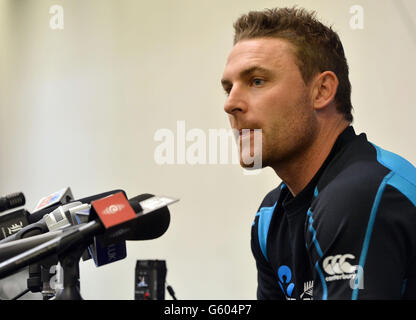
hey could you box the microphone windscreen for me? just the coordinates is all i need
[0,192,25,212]
[126,194,171,241]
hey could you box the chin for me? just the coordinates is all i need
[239,155,266,170]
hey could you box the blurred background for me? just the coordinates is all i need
[0,0,415,299]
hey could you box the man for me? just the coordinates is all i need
[221,7,416,300]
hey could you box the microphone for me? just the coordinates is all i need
[27,189,126,224]
[71,205,126,267]
[32,187,73,214]
[86,193,172,246]
[74,193,172,266]
[43,202,83,231]
[122,194,171,241]
[0,229,71,263]
[0,201,122,266]
[44,202,94,262]
[22,202,89,297]
[0,187,74,243]
[0,189,127,299]
[0,190,126,245]
[0,208,30,240]
[0,192,28,240]
[0,193,178,278]
[0,192,26,213]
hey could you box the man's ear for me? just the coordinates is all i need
[311,71,339,111]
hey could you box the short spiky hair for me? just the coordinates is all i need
[233,7,353,122]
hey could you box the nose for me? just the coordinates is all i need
[223,85,247,115]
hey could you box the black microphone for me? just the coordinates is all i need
[0,192,26,213]
[0,192,28,240]
[104,194,171,243]
[0,209,30,240]
[0,193,178,278]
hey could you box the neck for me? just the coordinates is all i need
[272,118,350,196]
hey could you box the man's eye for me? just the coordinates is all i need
[252,78,264,86]
[224,87,232,96]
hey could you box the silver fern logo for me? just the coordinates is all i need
[300,281,314,300]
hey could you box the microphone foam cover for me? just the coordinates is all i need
[126,194,171,241]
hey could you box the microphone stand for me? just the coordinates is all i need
[27,256,59,300]
[27,263,42,294]
[53,244,85,300]
[40,260,59,300]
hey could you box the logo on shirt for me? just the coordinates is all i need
[300,281,314,300]
[323,254,356,275]
[277,265,295,299]
[277,265,314,300]
[322,253,364,289]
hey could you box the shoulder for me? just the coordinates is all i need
[253,183,285,234]
[370,143,416,207]
[257,183,285,210]
[252,182,285,234]
[316,141,416,212]
[251,183,285,263]
[311,141,416,244]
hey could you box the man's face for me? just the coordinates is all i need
[221,37,318,168]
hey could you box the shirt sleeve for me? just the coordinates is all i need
[307,179,416,300]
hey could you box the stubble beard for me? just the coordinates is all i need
[261,96,318,170]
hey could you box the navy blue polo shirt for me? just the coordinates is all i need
[251,126,416,300]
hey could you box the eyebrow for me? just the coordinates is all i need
[221,66,273,87]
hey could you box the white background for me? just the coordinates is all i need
[0,0,415,299]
